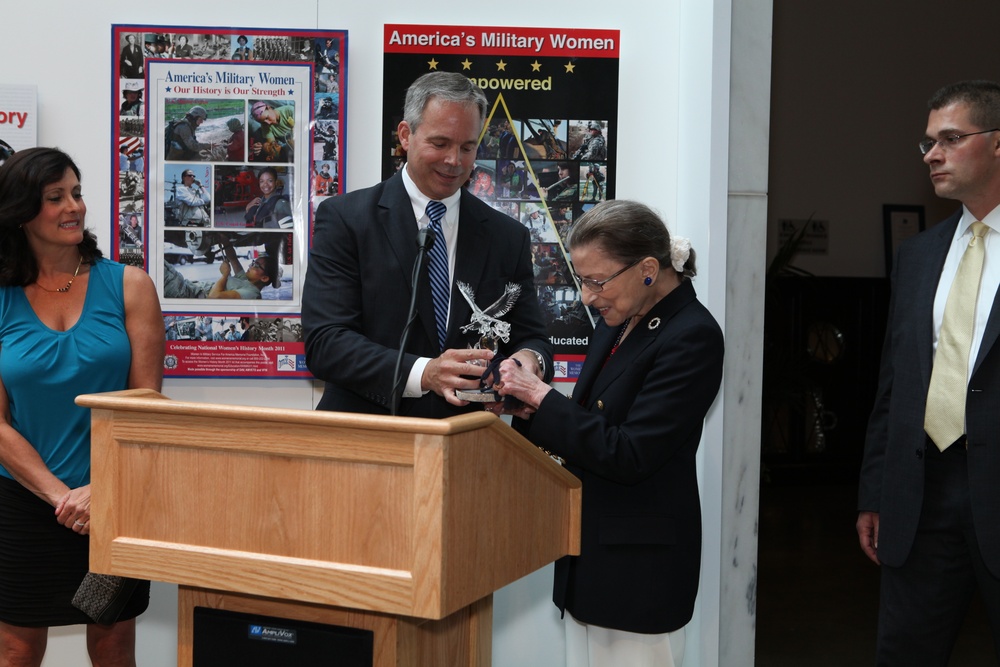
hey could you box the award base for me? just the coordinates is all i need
[454,388,500,403]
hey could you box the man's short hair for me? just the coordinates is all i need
[402,71,488,134]
[929,80,1000,130]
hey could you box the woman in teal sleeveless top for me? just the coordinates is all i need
[0,148,163,666]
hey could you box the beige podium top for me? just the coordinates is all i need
[77,389,581,620]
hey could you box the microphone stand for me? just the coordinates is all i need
[390,226,436,416]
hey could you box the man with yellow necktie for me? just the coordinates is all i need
[858,80,1000,666]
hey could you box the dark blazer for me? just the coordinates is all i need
[527,280,724,634]
[859,210,1000,577]
[303,172,552,419]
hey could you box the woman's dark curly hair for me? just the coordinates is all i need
[0,147,102,286]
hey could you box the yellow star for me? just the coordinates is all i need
[530,61,542,72]
[461,59,473,70]
[564,62,576,74]
[496,60,507,71]
[427,58,439,70]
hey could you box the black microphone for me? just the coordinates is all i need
[390,226,436,416]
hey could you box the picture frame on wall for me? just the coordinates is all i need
[883,204,925,274]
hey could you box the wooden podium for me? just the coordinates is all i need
[76,389,581,666]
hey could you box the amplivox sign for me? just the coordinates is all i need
[248,624,297,645]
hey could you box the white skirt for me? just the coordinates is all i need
[564,612,686,667]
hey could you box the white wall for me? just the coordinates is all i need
[0,1,759,665]
[767,1,1000,277]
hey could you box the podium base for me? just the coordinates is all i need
[178,586,492,667]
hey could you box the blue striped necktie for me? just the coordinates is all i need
[425,200,449,350]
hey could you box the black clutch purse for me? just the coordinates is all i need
[71,572,139,625]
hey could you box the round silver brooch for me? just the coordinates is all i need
[648,317,661,331]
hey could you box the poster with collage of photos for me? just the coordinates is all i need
[113,26,346,378]
[383,24,619,381]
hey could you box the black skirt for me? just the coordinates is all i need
[0,475,149,627]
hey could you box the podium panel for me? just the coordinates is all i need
[78,390,579,667]
[193,606,374,665]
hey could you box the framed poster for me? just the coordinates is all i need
[112,25,347,378]
[0,84,36,166]
[882,204,925,274]
[383,24,620,381]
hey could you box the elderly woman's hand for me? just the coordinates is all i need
[496,357,552,410]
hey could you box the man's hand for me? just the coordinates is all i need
[421,348,495,406]
[856,511,880,565]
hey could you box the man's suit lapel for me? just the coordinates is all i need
[974,220,1000,375]
[572,281,697,406]
[917,211,961,388]
[571,322,613,406]
[377,174,439,347]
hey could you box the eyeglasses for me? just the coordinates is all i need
[574,260,640,293]
[249,260,266,272]
[918,128,1000,155]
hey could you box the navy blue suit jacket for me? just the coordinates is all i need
[527,280,724,633]
[860,210,1000,577]
[303,172,552,418]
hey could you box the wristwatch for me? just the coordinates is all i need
[517,348,546,377]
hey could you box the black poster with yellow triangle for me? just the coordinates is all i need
[383,24,620,380]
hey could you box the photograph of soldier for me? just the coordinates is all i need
[532,243,572,286]
[538,161,579,203]
[497,159,526,198]
[315,119,338,162]
[119,169,143,204]
[165,99,246,161]
[172,34,193,58]
[315,94,338,120]
[119,80,144,117]
[494,200,519,220]
[551,205,574,243]
[164,165,211,227]
[253,36,309,62]
[469,161,496,199]
[120,113,144,138]
[213,166,258,226]
[129,147,144,173]
[165,105,210,160]
[119,211,143,247]
[244,167,293,229]
[118,33,144,78]
[579,162,608,202]
[497,120,520,158]
[241,316,303,343]
[314,161,336,196]
[522,118,567,159]
[161,231,291,301]
[225,118,244,163]
[538,285,593,340]
[248,100,294,163]
[519,202,559,243]
[118,211,144,267]
[314,37,340,93]
[144,33,170,58]
[164,32,231,60]
[569,119,608,160]
[232,35,253,60]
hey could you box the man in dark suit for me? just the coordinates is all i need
[303,72,552,418]
[857,80,1000,665]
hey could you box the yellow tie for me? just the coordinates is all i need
[925,221,989,451]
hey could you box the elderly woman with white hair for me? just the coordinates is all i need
[496,199,724,667]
